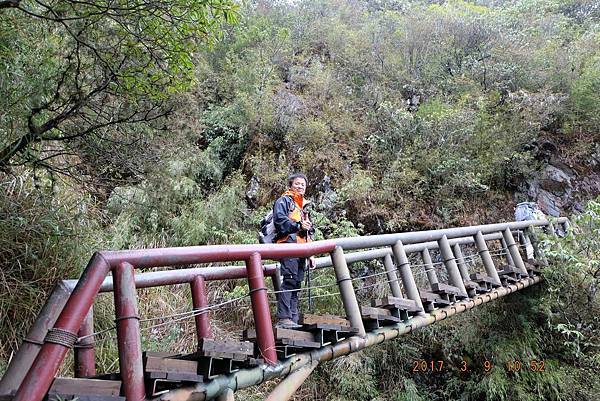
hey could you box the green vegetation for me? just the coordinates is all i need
[1,0,599,399]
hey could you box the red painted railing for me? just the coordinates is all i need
[12,241,337,401]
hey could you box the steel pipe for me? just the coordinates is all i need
[191,276,212,340]
[90,264,279,293]
[421,248,439,286]
[474,232,501,286]
[503,228,528,275]
[438,236,468,297]
[12,253,111,401]
[114,262,146,401]
[74,307,96,378]
[392,241,425,315]
[452,244,470,282]
[334,219,568,250]
[383,254,403,298]
[0,282,73,395]
[246,253,277,364]
[331,246,366,337]
[314,232,507,268]
[265,360,319,401]
[500,238,515,267]
[98,242,337,269]
[155,276,542,401]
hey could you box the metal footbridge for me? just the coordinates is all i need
[0,218,569,401]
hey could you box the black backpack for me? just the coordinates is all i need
[258,196,296,244]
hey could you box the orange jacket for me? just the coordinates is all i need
[274,190,313,244]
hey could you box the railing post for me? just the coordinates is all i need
[331,246,366,337]
[383,253,403,298]
[526,225,545,262]
[452,244,470,282]
[474,231,502,286]
[114,261,146,401]
[12,253,111,401]
[500,237,515,267]
[547,221,558,237]
[191,276,212,341]
[421,248,439,286]
[438,236,468,297]
[520,229,535,260]
[502,228,528,276]
[74,307,96,378]
[246,252,277,364]
[0,282,72,395]
[392,241,426,316]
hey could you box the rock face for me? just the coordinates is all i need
[246,176,260,209]
[526,164,574,217]
[520,141,600,217]
[316,175,337,214]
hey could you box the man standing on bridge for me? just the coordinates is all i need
[274,173,315,329]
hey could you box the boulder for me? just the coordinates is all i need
[246,176,260,209]
[539,165,572,195]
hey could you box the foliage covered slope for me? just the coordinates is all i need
[1,0,599,399]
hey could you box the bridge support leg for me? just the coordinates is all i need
[271,268,282,295]
[265,360,319,401]
[503,228,528,276]
[452,244,470,282]
[392,241,426,316]
[75,307,96,378]
[217,388,235,401]
[526,226,545,262]
[383,253,403,298]
[114,262,146,401]
[474,231,502,286]
[246,252,277,364]
[501,237,515,267]
[12,253,111,401]
[191,275,212,341]
[438,236,468,297]
[421,248,439,286]
[331,246,366,337]
[0,282,71,396]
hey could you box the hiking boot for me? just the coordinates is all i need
[275,319,302,329]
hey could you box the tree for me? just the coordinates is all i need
[0,0,237,174]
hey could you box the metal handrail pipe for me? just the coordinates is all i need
[333,219,567,250]
[60,231,513,293]
[98,241,337,269]
[62,264,280,293]
[314,232,505,268]
[155,276,542,401]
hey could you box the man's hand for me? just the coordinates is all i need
[301,219,312,231]
[309,256,316,270]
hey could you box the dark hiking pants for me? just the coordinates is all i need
[276,257,306,322]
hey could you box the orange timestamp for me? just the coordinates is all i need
[505,359,546,372]
[411,359,494,373]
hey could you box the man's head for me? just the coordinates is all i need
[287,173,308,196]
